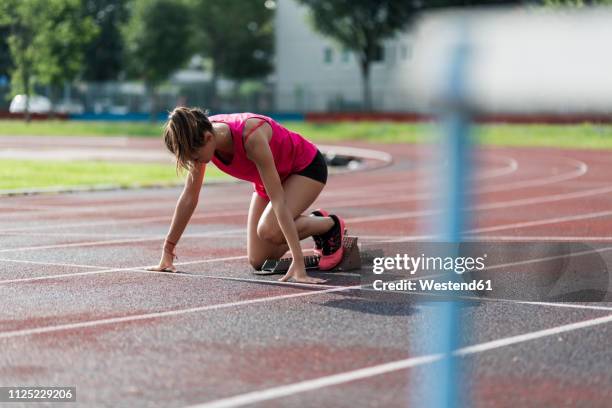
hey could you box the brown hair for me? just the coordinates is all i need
[163,107,213,172]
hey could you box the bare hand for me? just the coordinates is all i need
[279,260,327,284]
[146,251,177,273]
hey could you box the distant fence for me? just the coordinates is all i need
[1,110,612,124]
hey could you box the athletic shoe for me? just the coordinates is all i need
[310,208,329,256]
[318,214,346,271]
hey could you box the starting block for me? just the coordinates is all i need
[254,236,362,275]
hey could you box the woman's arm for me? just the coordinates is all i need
[244,122,305,270]
[148,163,205,272]
[166,163,205,245]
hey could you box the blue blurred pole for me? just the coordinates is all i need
[418,22,472,408]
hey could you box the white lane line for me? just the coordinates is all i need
[501,300,612,311]
[407,291,612,312]
[385,209,612,242]
[470,209,612,234]
[0,255,248,285]
[349,183,612,224]
[474,156,518,180]
[189,355,445,408]
[2,193,251,220]
[475,236,612,241]
[0,228,245,253]
[378,186,612,240]
[186,314,612,408]
[0,283,362,340]
[478,157,587,193]
[456,314,612,354]
[367,288,612,312]
[0,135,131,147]
[0,258,102,269]
[0,231,149,238]
[0,209,247,233]
[476,184,612,211]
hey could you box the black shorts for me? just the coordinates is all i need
[295,150,327,184]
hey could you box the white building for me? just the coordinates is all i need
[274,0,416,112]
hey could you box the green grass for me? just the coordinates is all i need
[0,120,164,137]
[474,123,612,149]
[284,121,427,144]
[0,160,228,191]
[2,119,612,149]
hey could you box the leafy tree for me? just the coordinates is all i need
[297,0,419,111]
[82,0,129,81]
[122,0,194,120]
[190,0,274,106]
[0,0,42,119]
[0,0,98,120]
[35,0,98,111]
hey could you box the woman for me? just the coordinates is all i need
[148,107,346,283]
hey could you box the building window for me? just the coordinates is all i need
[324,47,333,64]
[400,44,411,60]
[341,49,351,63]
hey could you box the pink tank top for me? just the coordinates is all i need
[209,113,318,199]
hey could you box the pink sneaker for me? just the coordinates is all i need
[318,214,346,271]
[310,209,329,256]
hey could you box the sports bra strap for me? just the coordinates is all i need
[243,119,267,146]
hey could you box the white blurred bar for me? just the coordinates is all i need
[410,7,612,113]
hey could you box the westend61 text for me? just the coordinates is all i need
[373,279,493,292]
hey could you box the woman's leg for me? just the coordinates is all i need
[246,174,334,269]
[247,192,286,269]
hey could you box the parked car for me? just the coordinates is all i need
[9,94,52,113]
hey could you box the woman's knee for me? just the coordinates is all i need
[256,220,284,245]
[248,255,265,271]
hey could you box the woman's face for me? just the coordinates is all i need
[191,132,216,164]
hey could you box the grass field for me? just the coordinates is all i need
[2,119,612,191]
[2,119,612,149]
[0,160,228,191]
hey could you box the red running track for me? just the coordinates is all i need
[0,141,611,407]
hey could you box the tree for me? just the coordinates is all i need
[122,0,194,120]
[0,0,98,120]
[35,0,98,112]
[190,0,274,107]
[82,0,129,81]
[297,0,418,111]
